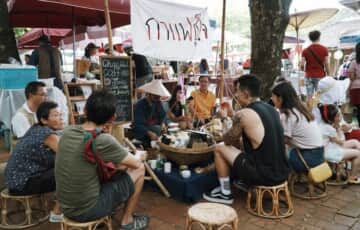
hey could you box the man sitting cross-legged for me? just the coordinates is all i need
[55,90,149,230]
[203,75,290,204]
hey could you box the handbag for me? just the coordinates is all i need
[296,148,332,183]
[83,128,117,183]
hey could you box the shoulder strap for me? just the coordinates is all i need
[296,148,310,171]
[307,47,325,74]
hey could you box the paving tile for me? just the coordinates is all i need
[321,198,349,210]
[334,214,358,226]
[337,201,360,218]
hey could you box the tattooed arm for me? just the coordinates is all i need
[223,111,243,149]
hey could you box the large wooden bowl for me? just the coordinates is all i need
[159,142,215,166]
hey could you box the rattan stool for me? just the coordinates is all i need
[246,181,294,219]
[61,216,112,230]
[289,172,327,199]
[326,161,348,186]
[0,188,49,229]
[185,202,238,230]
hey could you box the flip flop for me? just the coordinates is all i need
[348,177,360,184]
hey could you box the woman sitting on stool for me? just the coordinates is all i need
[5,101,64,222]
[271,81,325,172]
[167,85,193,130]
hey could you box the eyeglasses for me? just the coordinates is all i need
[49,113,63,118]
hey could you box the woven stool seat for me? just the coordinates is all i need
[326,161,348,186]
[289,172,327,200]
[0,189,49,229]
[185,202,238,229]
[61,216,112,230]
[246,181,293,219]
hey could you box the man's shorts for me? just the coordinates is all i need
[232,154,264,186]
[69,172,135,222]
[305,77,321,97]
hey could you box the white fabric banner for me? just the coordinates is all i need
[131,0,212,61]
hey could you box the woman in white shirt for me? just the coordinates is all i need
[271,81,324,172]
[318,104,360,184]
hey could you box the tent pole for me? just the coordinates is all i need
[219,0,226,103]
[104,0,114,55]
[72,8,77,78]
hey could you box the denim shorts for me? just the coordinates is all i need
[305,77,321,97]
[68,172,135,222]
[288,147,324,173]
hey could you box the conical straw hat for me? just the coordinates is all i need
[137,79,171,98]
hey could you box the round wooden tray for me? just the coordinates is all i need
[159,142,215,166]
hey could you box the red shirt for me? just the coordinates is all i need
[302,44,328,78]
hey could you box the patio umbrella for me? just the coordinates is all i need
[284,35,304,44]
[17,28,72,49]
[288,8,339,48]
[9,0,130,28]
[60,26,131,49]
[10,0,130,72]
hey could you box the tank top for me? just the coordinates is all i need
[242,101,290,185]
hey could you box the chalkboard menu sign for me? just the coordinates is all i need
[100,56,133,122]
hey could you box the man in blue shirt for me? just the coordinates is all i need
[133,80,170,147]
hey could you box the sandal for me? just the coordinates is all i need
[348,177,360,184]
[49,211,64,223]
[120,214,149,230]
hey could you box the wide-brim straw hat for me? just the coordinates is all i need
[138,79,171,98]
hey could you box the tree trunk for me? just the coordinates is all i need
[249,0,292,100]
[0,0,20,63]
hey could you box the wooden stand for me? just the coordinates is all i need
[326,161,349,186]
[64,82,97,124]
[289,172,327,199]
[61,216,112,230]
[0,189,49,229]
[185,202,238,230]
[246,181,294,219]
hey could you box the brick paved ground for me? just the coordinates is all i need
[1,168,360,230]
[1,139,360,229]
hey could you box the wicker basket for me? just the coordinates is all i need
[159,142,215,166]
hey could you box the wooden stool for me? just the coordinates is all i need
[185,202,238,230]
[289,172,327,199]
[61,216,112,230]
[246,181,294,219]
[0,189,49,229]
[326,161,348,186]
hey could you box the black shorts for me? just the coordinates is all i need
[232,154,264,186]
[9,168,56,195]
[69,172,135,222]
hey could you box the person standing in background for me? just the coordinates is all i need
[348,43,360,126]
[29,35,63,90]
[300,30,330,107]
[199,58,209,74]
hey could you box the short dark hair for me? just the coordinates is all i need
[318,104,338,124]
[25,81,46,99]
[309,30,321,42]
[85,90,117,125]
[236,74,261,97]
[39,35,50,44]
[199,75,209,81]
[36,101,58,126]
